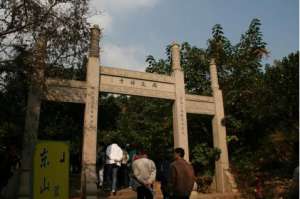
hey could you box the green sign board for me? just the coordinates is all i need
[33,141,69,199]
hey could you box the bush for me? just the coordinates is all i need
[191,143,221,193]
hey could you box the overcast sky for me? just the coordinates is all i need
[88,0,299,71]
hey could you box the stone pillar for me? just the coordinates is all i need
[210,59,229,192]
[81,25,101,199]
[171,42,189,161]
[18,36,47,199]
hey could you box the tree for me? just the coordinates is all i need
[221,18,268,147]
[0,1,91,186]
[146,45,172,75]
[0,47,29,148]
[0,0,90,73]
[263,52,299,132]
[180,42,211,95]
[236,18,268,62]
[97,95,174,160]
[207,24,233,84]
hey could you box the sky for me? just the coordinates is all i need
[88,0,299,71]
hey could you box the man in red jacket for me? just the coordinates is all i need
[169,148,195,199]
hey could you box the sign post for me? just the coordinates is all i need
[33,141,69,199]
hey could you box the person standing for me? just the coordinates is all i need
[128,144,138,187]
[132,152,156,199]
[120,148,130,188]
[159,157,171,199]
[96,143,106,189]
[105,142,123,195]
[169,148,195,199]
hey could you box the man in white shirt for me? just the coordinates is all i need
[105,143,123,195]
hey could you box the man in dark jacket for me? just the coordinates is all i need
[169,148,195,199]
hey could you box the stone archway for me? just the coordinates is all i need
[18,25,236,199]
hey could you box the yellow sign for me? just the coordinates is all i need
[33,141,69,199]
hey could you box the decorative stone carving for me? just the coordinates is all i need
[100,74,176,99]
[100,66,174,83]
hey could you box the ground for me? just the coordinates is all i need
[69,178,163,199]
[69,175,241,199]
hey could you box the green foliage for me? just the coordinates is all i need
[0,47,29,150]
[97,93,174,160]
[191,143,221,176]
[226,135,239,143]
[207,24,233,81]
[258,130,298,175]
[263,52,299,132]
[180,42,212,95]
[146,55,172,75]
[237,18,268,62]
[38,102,84,153]
[0,0,90,69]
[195,176,213,193]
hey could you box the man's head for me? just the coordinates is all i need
[174,147,185,159]
[134,149,148,160]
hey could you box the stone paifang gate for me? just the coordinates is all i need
[18,26,237,198]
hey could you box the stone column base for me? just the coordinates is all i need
[81,164,98,199]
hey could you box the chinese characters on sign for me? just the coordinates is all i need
[117,77,159,89]
[179,96,185,134]
[88,86,97,129]
[40,148,49,168]
[33,141,69,199]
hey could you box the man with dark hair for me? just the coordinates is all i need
[169,147,195,199]
[174,148,185,158]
